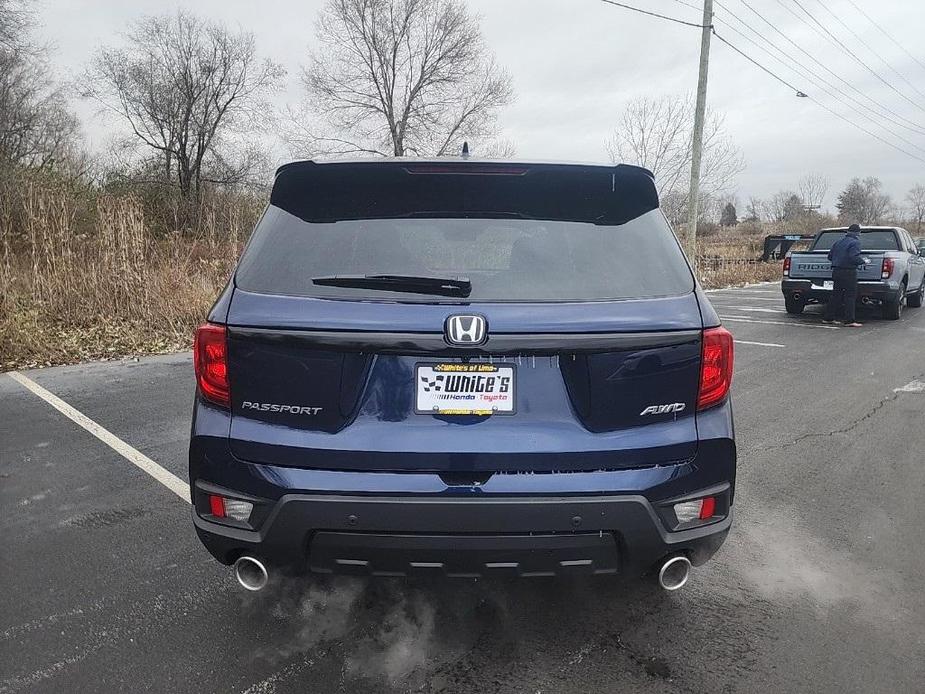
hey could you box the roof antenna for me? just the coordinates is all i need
[461,141,470,158]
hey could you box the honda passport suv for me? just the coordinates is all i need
[190,159,736,592]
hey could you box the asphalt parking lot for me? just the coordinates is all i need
[3,282,925,694]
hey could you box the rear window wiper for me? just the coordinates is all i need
[312,274,472,297]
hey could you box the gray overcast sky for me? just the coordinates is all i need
[36,0,925,212]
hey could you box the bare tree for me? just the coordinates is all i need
[797,172,829,211]
[836,177,890,224]
[83,11,284,197]
[744,196,764,222]
[766,191,789,224]
[0,0,80,169]
[765,190,806,224]
[294,0,513,157]
[0,0,28,52]
[605,95,745,208]
[907,184,925,234]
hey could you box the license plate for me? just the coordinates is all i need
[415,363,516,415]
[823,281,834,290]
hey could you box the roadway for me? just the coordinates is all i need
[2,282,924,693]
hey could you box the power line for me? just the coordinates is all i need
[843,0,925,75]
[729,0,925,136]
[710,4,925,159]
[710,30,800,93]
[598,0,707,27]
[788,0,925,116]
[804,94,925,165]
[811,0,925,103]
[712,0,925,158]
[596,0,925,164]
[710,14,925,156]
[710,29,925,164]
[668,0,703,12]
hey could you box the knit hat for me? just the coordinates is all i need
[847,224,861,236]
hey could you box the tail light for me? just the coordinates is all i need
[404,165,528,175]
[783,256,791,277]
[698,326,734,410]
[194,323,230,407]
[881,257,894,279]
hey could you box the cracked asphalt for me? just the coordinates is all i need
[2,283,925,693]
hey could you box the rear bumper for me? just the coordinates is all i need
[783,278,899,303]
[190,398,736,579]
[192,486,731,578]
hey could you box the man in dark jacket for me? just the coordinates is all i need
[824,224,869,326]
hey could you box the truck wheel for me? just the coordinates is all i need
[907,281,924,308]
[883,282,906,320]
[785,298,805,315]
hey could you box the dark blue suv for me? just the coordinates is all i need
[190,159,735,592]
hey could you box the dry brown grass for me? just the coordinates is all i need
[696,258,782,289]
[1,188,782,369]
[1,179,260,370]
[695,231,783,289]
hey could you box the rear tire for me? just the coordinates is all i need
[883,282,906,320]
[907,280,924,308]
[785,298,805,315]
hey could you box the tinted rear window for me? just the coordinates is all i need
[235,207,694,302]
[813,230,899,251]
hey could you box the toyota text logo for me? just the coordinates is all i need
[445,314,488,345]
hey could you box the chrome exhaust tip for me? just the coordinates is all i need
[234,556,269,592]
[657,555,692,591]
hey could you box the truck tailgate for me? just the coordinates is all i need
[789,252,882,281]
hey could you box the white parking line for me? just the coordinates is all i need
[709,296,782,302]
[734,340,786,348]
[7,371,190,503]
[720,306,787,314]
[719,290,779,296]
[704,282,779,293]
[719,316,840,329]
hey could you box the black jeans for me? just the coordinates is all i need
[825,266,858,322]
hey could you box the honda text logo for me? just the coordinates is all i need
[445,314,488,345]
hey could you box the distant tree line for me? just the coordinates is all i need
[0,0,513,211]
[604,95,924,236]
[1,0,923,238]
[0,0,80,171]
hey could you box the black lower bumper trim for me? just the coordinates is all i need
[193,489,732,578]
[309,531,619,577]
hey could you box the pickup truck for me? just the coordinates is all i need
[782,226,925,320]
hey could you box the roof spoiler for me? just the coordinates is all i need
[270,160,659,225]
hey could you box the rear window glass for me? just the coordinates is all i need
[235,207,694,302]
[813,230,899,251]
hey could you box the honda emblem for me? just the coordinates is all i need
[445,314,488,345]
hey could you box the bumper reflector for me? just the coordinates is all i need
[223,499,254,522]
[209,494,225,518]
[674,496,717,523]
[207,494,253,523]
[699,496,716,520]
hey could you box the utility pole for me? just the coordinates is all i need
[686,0,714,266]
